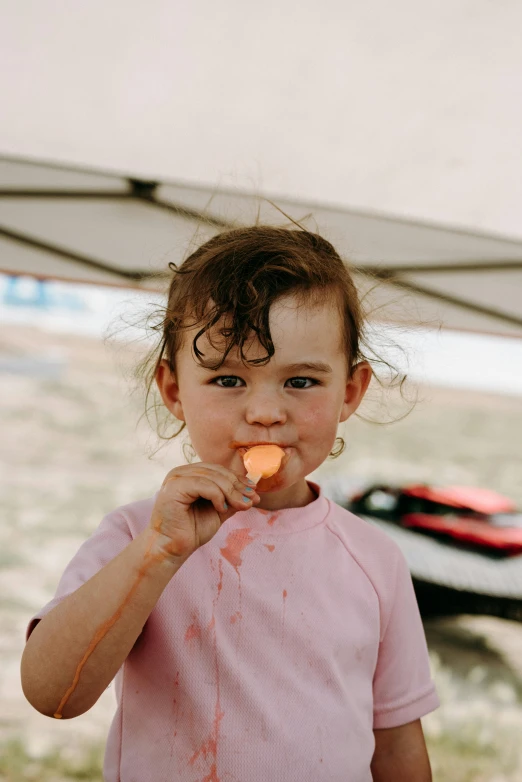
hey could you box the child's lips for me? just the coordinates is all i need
[235,444,291,458]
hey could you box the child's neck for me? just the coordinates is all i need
[256,479,316,511]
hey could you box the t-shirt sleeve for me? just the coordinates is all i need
[372,548,439,729]
[25,509,133,642]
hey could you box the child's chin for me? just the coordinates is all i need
[255,473,286,493]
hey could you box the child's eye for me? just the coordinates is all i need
[211,376,318,389]
[286,377,318,389]
[213,375,244,388]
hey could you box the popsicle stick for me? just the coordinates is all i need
[246,472,262,484]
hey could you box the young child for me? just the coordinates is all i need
[21,226,439,781]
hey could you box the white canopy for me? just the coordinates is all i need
[1,155,521,339]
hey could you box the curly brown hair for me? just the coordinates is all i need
[134,223,412,460]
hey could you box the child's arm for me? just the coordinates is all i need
[21,527,185,719]
[21,463,257,720]
[370,719,432,782]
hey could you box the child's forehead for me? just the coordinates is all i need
[201,292,340,331]
[182,295,344,364]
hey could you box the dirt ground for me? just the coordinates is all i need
[2,323,522,781]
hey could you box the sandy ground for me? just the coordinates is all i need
[2,323,522,780]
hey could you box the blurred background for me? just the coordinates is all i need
[1,2,522,780]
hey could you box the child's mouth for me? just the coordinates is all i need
[232,442,290,458]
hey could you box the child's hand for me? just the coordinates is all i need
[147,464,261,562]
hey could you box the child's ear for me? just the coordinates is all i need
[339,361,372,423]
[155,359,185,421]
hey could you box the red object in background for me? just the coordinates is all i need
[349,483,522,557]
[402,512,522,555]
[402,485,515,515]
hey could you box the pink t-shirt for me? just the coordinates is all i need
[27,481,439,781]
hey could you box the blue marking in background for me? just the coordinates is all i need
[1,275,86,311]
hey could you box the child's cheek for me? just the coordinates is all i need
[299,400,334,431]
[298,400,341,452]
[192,396,231,428]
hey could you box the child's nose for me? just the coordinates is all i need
[244,393,287,427]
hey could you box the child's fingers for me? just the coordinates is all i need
[172,462,253,490]
[193,474,260,512]
[161,475,228,515]
[162,473,258,514]
[169,465,258,507]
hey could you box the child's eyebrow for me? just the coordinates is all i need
[204,360,333,375]
[279,361,333,375]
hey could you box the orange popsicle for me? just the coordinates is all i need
[243,444,285,484]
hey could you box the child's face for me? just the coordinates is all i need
[156,293,372,509]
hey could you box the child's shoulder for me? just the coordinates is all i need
[101,493,157,536]
[325,499,406,586]
[326,498,402,552]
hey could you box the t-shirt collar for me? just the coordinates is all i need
[226,480,329,535]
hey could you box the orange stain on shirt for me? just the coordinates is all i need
[254,508,281,526]
[219,528,256,575]
[188,555,226,780]
[185,611,202,641]
[264,544,275,552]
[217,556,224,593]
